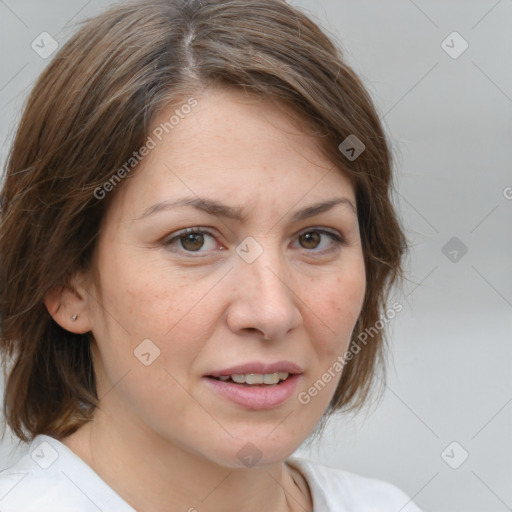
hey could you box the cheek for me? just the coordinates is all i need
[88,259,218,428]
[93,252,222,375]
[305,263,365,357]
[97,246,184,329]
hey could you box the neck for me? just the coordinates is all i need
[61,406,311,512]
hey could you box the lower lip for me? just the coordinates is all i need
[203,374,301,410]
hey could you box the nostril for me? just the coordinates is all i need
[243,327,268,339]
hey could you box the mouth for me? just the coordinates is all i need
[203,363,303,410]
[206,372,292,386]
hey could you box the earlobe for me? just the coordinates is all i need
[44,280,92,334]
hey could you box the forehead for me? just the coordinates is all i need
[111,87,355,219]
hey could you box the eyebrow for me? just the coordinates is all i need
[135,197,245,222]
[291,197,357,222]
[135,196,357,223]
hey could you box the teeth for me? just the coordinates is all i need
[263,373,280,384]
[244,374,264,384]
[217,372,290,385]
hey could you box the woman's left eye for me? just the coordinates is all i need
[293,229,346,252]
[164,228,219,253]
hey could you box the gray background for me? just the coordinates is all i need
[1,1,511,511]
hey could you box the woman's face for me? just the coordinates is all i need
[83,88,366,467]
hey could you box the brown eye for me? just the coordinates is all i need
[299,231,321,249]
[164,228,219,255]
[293,229,346,254]
[180,232,205,251]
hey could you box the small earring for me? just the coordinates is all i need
[71,314,78,321]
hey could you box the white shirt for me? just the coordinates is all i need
[0,435,422,511]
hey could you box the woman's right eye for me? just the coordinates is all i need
[163,228,220,254]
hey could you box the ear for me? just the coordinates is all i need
[44,273,93,334]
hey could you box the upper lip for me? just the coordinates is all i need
[207,361,303,377]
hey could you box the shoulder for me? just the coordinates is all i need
[287,456,422,512]
[0,435,134,512]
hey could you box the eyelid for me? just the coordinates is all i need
[296,225,345,240]
[167,226,217,238]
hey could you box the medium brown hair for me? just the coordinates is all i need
[0,0,407,442]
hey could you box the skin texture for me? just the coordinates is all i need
[46,87,366,512]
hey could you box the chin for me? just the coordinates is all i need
[206,433,302,470]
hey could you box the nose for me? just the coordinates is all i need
[226,241,303,340]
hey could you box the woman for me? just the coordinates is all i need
[0,0,420,510]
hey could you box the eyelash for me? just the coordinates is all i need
[162,227,347,256]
